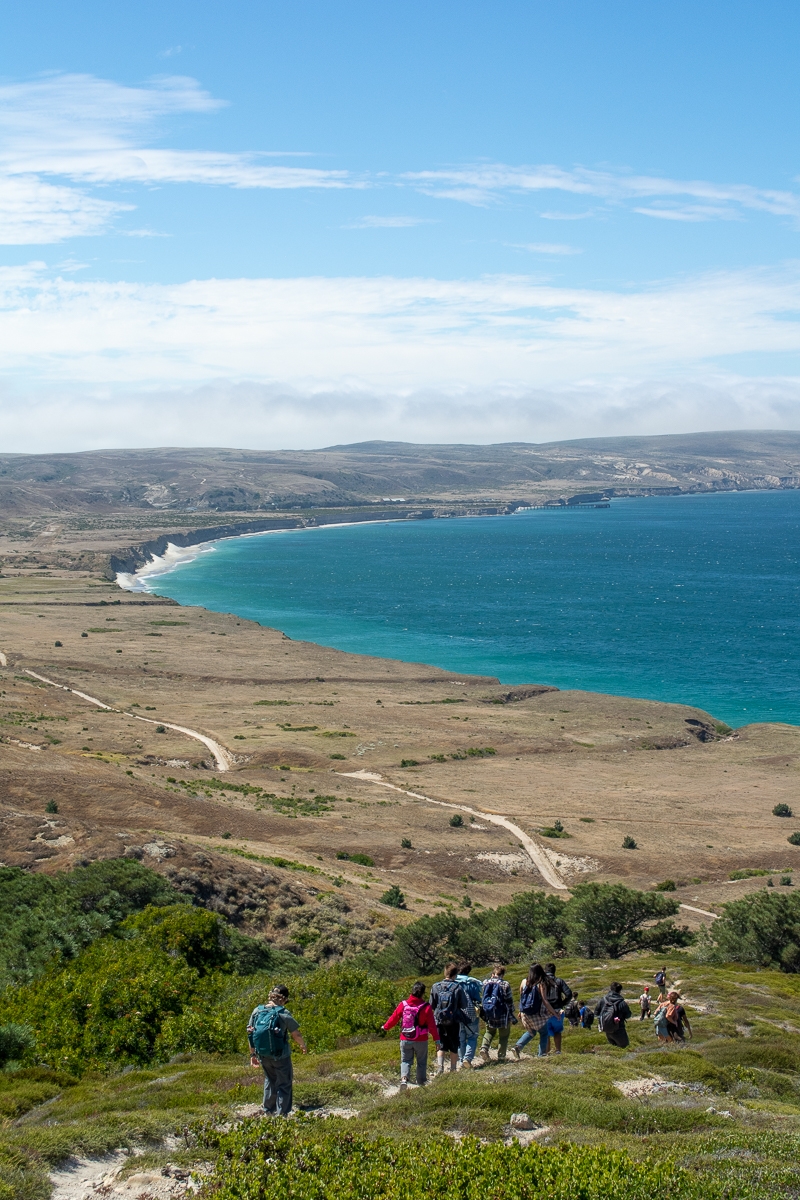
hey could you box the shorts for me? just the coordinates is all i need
[437,1023,460,1053]
[546,1015,564,1036]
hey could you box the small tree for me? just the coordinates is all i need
[565,882,690,959]
[622,835,638,849]
[45,800,58,814]
[711,889,800,972]
[449,814,464,827]
[380,885,406,909]
[401,838,412,849]
[773,803,793,818]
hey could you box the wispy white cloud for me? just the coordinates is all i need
[345,215,435,228]
[0,74,356,243]
[407,162,800,223]
[0,263,799,392]
[510,242,582,255]
[0,176,132,244]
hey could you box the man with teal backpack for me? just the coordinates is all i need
[248,984,307,1115]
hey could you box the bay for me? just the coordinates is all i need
[143,490,800,727]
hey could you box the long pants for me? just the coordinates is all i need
[400,1039,428,1084]
[260,1054,293,1115]
[604,1026,630,1049]
[481,1024,511,1059]
[459,1016,479,1063]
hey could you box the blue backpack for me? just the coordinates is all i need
[481,978,513,1025]
[519,982,543,1017]
[251,1004,288,1057]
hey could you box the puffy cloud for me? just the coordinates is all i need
[0,263,800,449]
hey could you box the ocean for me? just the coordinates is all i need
[137,490,800,728]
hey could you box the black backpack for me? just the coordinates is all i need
[433,980,463,1027]
[598,995,624,1034]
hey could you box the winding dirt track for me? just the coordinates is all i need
[340,768,568,890]
[22,669,233,771]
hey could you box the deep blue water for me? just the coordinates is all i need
[143,491,800,727]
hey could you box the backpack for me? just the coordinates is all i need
[546,975,573,1006]
[400,1001,421,1038]
[481,978,513,1026]
[519,982,543,1017]
[433,980,464,1026]
[251,1004,288,1057]
[580,1005,594,1029]
[598,996,622,1034]
[654,970,666,989]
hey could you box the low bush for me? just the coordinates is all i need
[773,803,793,817]
[449,814,464,827]
[197,1119,723,1200]
[622,835,638,849]
[788,832,800,846]
[655,880,677,891]
[380,885,406,909]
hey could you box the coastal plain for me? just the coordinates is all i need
[1,564,798,954]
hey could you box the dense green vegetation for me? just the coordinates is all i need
[198,1120,719,1200]
[3,861,800,1198]
[0,860,181,986]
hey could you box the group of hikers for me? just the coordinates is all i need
[247,963,691,1114]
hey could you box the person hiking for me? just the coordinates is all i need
[430,962,472,1074]
[511,963,557,1060]
[579,1000,594,1029]
[652,997,672,1044]
[654,966,667,994]
[479,964,517,1063]
[455,960,483,1070]
[382,981,440,1090]
[563,991,582,1028]
[664,990,692,1043]
[540,962,572,1056]
[594,982,632,1049]
[639,985,652,1020]
[248,984,307,1116]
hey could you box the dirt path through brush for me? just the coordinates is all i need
[22,669,233,771]
[340,768,569,890]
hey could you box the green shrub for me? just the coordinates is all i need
[788,832,800,846]
[622,835,638,849]
[0,1023,34,1068]
[773,803,793,817]
[401,838,412,849]
[565,883,691,959]
[400,759,419,767]
[711,889,800,972]
[729,869,771,880]
[0,860,182,987]
[198,1119,721,1200]
[449,814,464,827]
[219,966,398,1053]
[655,880,677,891]
[380,885,406,909]
[44,800,58,814]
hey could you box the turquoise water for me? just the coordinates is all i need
[145,491,800,727]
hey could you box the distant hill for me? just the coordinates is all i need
[1,430,799,517]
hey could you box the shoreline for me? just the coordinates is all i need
[111,489,800,729]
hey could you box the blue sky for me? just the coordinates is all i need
[2,1,800,450]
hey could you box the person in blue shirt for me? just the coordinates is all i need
[455,960,483,1069]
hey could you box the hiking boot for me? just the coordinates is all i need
[497,1055,507,1063]
[461,1058,473,1070]
[511,1047,521,1061]
[398,1080,408,1093]
[479,1048,490,1063]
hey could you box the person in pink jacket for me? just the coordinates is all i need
[382,981,441,1091]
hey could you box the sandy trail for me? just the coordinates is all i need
[340,769,568,890]
[22,669,233,771]
[340,769,720,921]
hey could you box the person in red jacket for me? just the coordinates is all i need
[382,981,441,1091]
